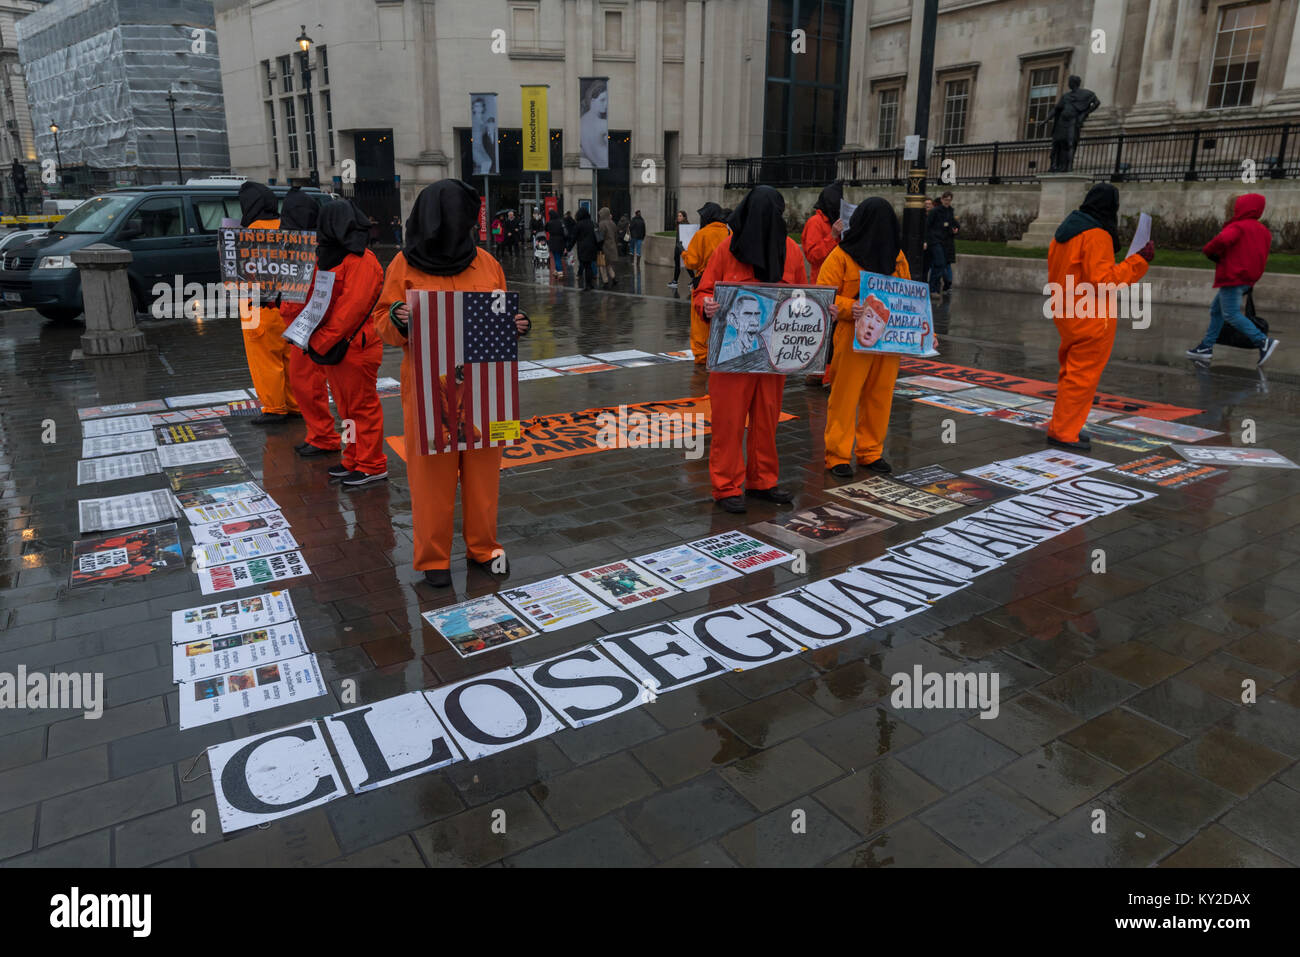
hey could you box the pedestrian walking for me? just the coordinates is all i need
[573,207,599,290]
[629,210,646,265]
[669,209,688,288]
[926,191,959,295]
[597,206,619,287]
[681,202,730,364]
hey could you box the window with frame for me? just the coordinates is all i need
[284,97,299,168]
[191,197,242,233]
[763,0,851,155]
[278,55,293,93]
[1024,66,1059,139]
[301,94,317,171]
[604,10,622,50]
[941,78,970,145]
[262,60,274,97]
[1206,2,1268,109]
[122,197,185,238]
[267,101,278,169]
[318,45,329,86]
[877,88,900,149]
[323,91,335,166]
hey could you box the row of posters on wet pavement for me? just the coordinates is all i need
[72,394,329,733]
[203,468,1165,833]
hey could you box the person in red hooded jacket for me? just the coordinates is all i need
[280,200,387,486]
[1186,193,1279,366]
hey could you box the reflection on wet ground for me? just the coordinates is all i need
[1,247,1298,867]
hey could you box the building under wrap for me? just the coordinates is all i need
[16,0,230,187]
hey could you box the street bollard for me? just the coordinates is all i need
[72,243,146,356]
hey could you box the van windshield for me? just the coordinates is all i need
[54,195,140,234]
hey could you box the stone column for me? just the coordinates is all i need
[841,0,873,148]
[73,245,146,355]
[631,0,664,217]
[1127,0,1189,124]
[1008,173,1092,248]
[1084,0,1126,127]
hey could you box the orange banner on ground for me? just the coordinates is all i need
[897,357,1202,421]
[386,395,797,469]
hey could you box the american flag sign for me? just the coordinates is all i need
[408,290,522,454]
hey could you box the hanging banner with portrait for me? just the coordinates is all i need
[705,282,835,375]
[851,271,940,357]
[469,92,499,175]
[578,76,609,170]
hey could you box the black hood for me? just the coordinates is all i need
[317,200,371,271]
[403,179,481,276]
[238,182,278,226]
[1055,182,1119,249]
[728,185,788,283]
[839,197,901,277]
[814,181,843,223]
[279,188,319,230]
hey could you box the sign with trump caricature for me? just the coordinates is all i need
[706,282,834,374]
[852,272,939,357]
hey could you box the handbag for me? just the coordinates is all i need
[1215,287,1269,349]
[597,251,607,268]
[309,286,383,365]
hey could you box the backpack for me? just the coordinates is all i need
[1215,288,1269,349]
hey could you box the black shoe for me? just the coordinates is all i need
[341,470,388,487]
[862,458,892,474]
[423,569,452,588]
[327,464,351,478]
[250,412,289,425]
[829,464,854,479]
[716,496,746,514]
[296,443,338,458]
[468,554,510,577]
[746,487,794,504]
[1078,430,1092,442]
[1047,434,1092,452]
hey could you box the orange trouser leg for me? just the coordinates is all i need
[407,444,503,571]
[854,353,899,463]
[325,336,385,473]
[1048,316,1116,443]
[242,327,299,415]
[708,371,757,499]
[690,307,710,364]
[825,327,899,466]
[289,349,339,449]
[746,373,784,490]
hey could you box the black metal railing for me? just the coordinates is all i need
[725,121,1300,189]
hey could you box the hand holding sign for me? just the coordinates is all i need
[852,271,939,357]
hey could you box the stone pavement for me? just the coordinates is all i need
[2,251,1299,867]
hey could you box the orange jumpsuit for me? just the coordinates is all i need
[282,250,387,472]
[694,238,808,499]
[804,209,840,387]
[1046,229,1149,443]
[237,217,300,416]
[374,248,508,571]
[288,352,337,449]
[681,221,731,364]
[820,247,909,467]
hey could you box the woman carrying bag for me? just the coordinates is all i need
[597,206,619,288]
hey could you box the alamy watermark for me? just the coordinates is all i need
[0,667,103,719]
[150,275,264,325]
[1043,277,1151,329]
[890,665,1000,719]
[594,404,705,459]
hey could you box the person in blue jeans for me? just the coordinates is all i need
[629,209,646,265]
[925,191,958,295]
[1186,193,1279,366]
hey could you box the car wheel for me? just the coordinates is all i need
[36,306,83,323]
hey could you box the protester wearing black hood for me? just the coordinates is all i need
[694,185,807,512]
[235,181,300,425]
[681,202,731,363]
[373,179,531,587]
[572,207,600,290]
[281,200,386,483]
[1045,182,1153,451]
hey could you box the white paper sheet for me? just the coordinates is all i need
[324,692,462,792]
[673,605,803,668]
[81,414,154,437]
[82,432,158,458]
[498,575,613,632]
[687,530,794,574]
[195,550,311,595]
[281,270,336,349]
[963,449,1112,490]
[156,439,240,468]
[422,669,565,762]
[208,720,345,833]
[78,489,178,534]
[631,544,742,592]
[1126,212,1152,259]
[76,451,161,485]
[597,623,728,696]
[181,495,281,525]
[570,561,680,609]
[421,594,539,658]
[180,653,328,730]
[172,621,308,682]
[190,511,292,545]
[174,482,266,510]
[171,590,298,644]
[514,647,646,728]
[518,367,563,381]
[746,587,874,648]
[165,390,254,409]
[193,530,300,568]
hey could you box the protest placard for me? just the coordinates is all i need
[706,282,835,374]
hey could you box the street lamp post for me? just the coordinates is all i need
[166,89,183,183]
[296,25,320,188]
[901,0,940,282]
[49,123,61,192]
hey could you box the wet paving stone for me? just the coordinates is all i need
[802,706,925,771]
[998,741,1125,816]
[1061,708,1186,771]
[1158,824,1291,868]
[894,723,1018,792]
[506,814,656,868]
[528,752,659,831]
[412,790,556,867]
[1218,782,1300,865]
[828,819,976,868]
[659,841,738,868]
[815,758,944,838]
[719,798,859,867]
[974,693,1084,754]
[718,738,844,811]
[718,688,834,749]
[323,835,426,868]
[620,774,758,861]
[1165,727,1291,797]
[631,719,755,787]
[1027,802,1174,868]
[1127,678,1237,736]
[1108,761,1239,844]
[918,779,1056,864]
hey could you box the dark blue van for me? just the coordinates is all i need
[0,183,327,321]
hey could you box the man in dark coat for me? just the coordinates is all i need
[1049,76,1100,172]
[925,191,959,294]
[572,208,600,290]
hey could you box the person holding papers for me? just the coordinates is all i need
[1046,183,1153,451]
[680,202,730,364]
[279,189,337,458]
[237,182,300,425]
[695,185,807,514]
[373,180,531,588]
[818,198,910,478]
[281,201,386,487]
[802,181,844,389]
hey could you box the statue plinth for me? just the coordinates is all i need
[1009,174,1094,248]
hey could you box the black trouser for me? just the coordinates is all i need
[672,252,682,282]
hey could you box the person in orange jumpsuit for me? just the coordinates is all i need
[695,185,807,514]
[373,180,531,588]
[281,200,387,486]
[278,188,337,456]
[820,198,910,477]
[802,181,843,388]
[681,202,730,364]
[236,181,300,425]
[1046,183,1153,450]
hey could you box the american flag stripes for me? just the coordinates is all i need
[408,290,522,454]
